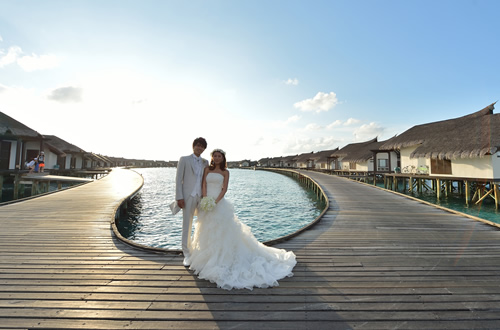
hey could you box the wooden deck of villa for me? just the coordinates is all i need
[1,168,500,329]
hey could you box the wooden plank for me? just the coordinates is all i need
[1,168,500,328]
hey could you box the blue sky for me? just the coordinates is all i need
[1,0,499,161]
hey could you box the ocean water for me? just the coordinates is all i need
[377,180,500,224]
[117,168,325,250]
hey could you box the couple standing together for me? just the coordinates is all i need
[175,137,296,290]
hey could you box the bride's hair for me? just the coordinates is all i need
[209,149,227,170]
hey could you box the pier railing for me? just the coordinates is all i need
[0,170,108,204]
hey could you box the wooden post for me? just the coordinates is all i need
[465,180,469,205]
[13,174,20,200]
[31,180,37,195]
[436,178,440,200]
[0,175,3,201]
[494,183,499,210]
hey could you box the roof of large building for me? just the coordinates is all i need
[332,138,381,163]
[0,111,42,138]
[380,103,499,159]
[44,135,86,154]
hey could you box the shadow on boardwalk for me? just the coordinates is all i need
[0,168,499,329]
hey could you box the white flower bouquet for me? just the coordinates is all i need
[200,196,216,212]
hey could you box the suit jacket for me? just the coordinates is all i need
[175,154,208,201]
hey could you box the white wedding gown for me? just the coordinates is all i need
[189,172,297,290]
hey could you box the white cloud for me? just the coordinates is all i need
[305,123,323,130]
[0,46,22,68]
[326,120,342,129]
[283,136,339,155]
[344,118,360,126]
[284,115,301,125]
[47,86,83,103]
[285,78,299,85]
[0,35,3,42]
[270,114,301,129]
[293,91,339,113]
[353,122,385,140]
[0,45,61,71]
[254,136,265,146]
[17,53,61,71]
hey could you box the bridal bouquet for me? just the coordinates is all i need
[200,196,216,212]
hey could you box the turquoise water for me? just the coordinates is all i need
[118,168,325,250]
[377,180,500,224]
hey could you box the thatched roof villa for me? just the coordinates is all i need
[380,102,500,179]
[295,152,315,169]
[310,148,338,170]
[44,135,87,170]
[0,111,44,170]
[332,137,398,173]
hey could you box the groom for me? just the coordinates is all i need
[175,137,208,266]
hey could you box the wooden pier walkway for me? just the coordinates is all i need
[1,168,500,329]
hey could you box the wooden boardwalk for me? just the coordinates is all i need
[0,168,500,329]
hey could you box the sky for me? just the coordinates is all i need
[0,0,499,162]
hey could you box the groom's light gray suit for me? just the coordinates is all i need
[175,154,208,259]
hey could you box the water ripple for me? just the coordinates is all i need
[118,168,324,249]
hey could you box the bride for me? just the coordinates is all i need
[188,148,297,290]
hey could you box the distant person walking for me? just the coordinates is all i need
[175,137,208,266]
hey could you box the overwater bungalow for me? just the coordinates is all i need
[310,148,338,171]
[87,153,112,168]
[269,156,282,168]
[281,154,297,168]
[380,103,500,179]
[44,135,87,170]
[332,138,398,175]
[0,111,44,170]
[295,152,315,169]
[258,157,271,167]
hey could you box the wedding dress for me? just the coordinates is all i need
[189,172,297,290]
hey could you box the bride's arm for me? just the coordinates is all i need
[201,167,209,197]
[215,171,229,203]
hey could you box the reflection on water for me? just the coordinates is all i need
[118,168,325,250]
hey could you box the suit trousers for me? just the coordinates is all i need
[182,194,200,255]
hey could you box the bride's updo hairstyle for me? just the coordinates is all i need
[209,149,227,170]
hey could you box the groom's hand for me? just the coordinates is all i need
[177,199,185,209]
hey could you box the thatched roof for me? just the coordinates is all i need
[0,111,42,138]
[379,103,499,159]
[268,156,282,164]
[44,135,86,154]
[311,148,339,162]
[332,138,380,163]
[295,152,315,162]
[282,154,298,162]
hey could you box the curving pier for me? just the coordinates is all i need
[0,168,500,329]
